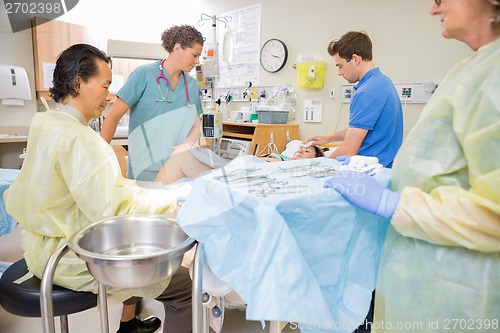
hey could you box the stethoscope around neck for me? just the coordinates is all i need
[156,59,191,107]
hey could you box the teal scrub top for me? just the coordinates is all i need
[117,60,203,181]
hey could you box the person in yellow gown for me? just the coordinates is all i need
[4,44,193,333]
[324,1,500,332]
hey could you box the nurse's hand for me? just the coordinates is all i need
[173,141,200,152]
[185,141,201,150]
[324,170,400,219]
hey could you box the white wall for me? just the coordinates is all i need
[1,0,472,139]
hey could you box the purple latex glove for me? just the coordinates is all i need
[336,156,351,165]
[324,170,400,219]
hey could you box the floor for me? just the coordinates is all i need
[0,225,298,332]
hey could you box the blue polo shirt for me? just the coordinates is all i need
[350,68,403,168]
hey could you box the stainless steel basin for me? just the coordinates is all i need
[67,215,195,288]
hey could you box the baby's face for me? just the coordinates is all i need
[292,147,316,160]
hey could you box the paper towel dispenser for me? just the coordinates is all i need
[0,64,32,106]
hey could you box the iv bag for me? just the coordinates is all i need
[222,26,234,65]
[203,41,220,79]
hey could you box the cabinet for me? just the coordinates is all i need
[113,145,128,178]
[31,17,156,102]
[31,17,100,100]
[0,126,29,169]
[222,122,299,156]
[109,58,155,100]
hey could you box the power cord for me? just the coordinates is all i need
[256,143,279,157]
[256,132,279,157]
[402,97,409,136]
[324,94,346,136]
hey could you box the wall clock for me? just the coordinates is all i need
[260,38,288,73]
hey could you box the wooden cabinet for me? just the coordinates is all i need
[31,17,100,100]
[222,122,299,156]
[109,58,155,101]
[31,17,155,102]
[112,145,128,178]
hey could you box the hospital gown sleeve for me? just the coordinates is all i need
[61,133,177,224]
[391,69,500,253]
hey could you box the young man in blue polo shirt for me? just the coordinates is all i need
[304,31,403,168]
[303,30,403,333]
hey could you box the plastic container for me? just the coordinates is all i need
[296,61,327,89]
[256,110,289,124]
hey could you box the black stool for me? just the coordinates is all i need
[0,258,97,333]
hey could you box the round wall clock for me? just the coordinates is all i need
[260,38,288,73]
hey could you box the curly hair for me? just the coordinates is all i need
[49,44,111,103]
[161,25,205,52]
[327,31,373,62]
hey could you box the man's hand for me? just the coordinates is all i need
[302,135,328,146]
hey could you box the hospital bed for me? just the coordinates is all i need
[178,156,391,333]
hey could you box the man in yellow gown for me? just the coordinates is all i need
[4,44,192,333]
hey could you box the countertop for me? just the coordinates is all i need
[0,126,128,145]
[0,126,29,143]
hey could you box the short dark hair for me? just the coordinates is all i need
[49,44,111,103]
[313,146,325,157]
[161,25,205,52]
[489,0,500,30]
[327,31,373,61]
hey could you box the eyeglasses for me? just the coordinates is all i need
[434,0,441,5]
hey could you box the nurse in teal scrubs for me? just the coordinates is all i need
[101,25,204,181]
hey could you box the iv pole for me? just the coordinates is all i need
[198,13,232,154]
[198,13,232,44]
[197,13,232,96]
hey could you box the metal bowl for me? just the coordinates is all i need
[67,215,195,288]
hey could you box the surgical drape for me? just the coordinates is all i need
[178,156,392,332]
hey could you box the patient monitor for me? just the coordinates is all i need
[219,138,251,159]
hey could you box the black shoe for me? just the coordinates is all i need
[117,316,161,333]
[136,316,161,333]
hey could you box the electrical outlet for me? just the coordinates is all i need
[401,87,412,100]
[395,85,414,102]
[340,85,354,103]
[395,84,416,102]
[394,83,436,104]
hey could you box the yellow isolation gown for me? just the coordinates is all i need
[4,106,178,303]
[373,39,500,332]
